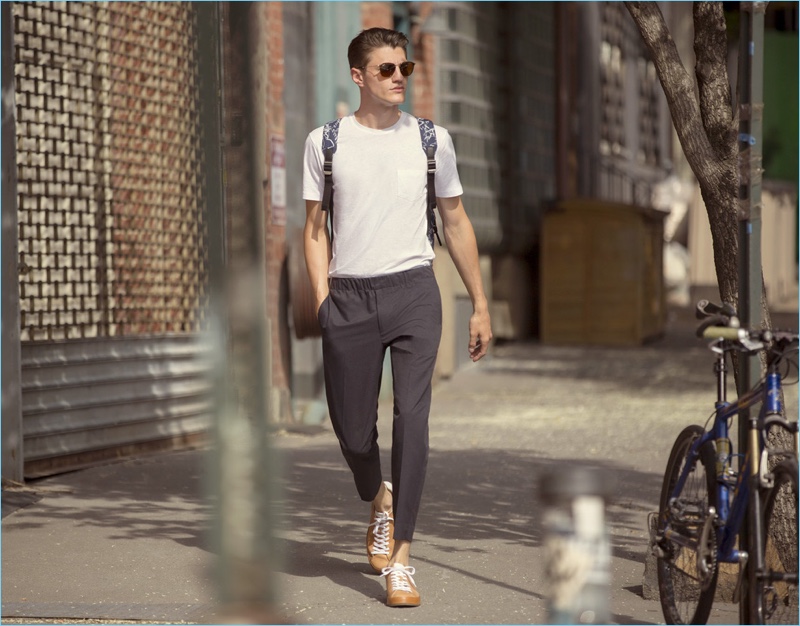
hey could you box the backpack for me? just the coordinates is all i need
[320,117,442,247]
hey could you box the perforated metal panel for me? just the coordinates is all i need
[11,1,213,477]
[436,2,503,251]
[598,2,629,160]
[502,2,555,253]
[14,1,207,342]
[435,2,555,254]
[597,1,664,205]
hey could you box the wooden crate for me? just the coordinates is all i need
[540,199,666,345]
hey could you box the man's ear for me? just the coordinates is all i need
[351,67,364,87]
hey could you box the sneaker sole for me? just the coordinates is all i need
[387,598,421,608]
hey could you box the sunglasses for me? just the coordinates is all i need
[362,61,416,78]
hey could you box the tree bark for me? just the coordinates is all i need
[627,2,794,600]
[625,1,740,308]
[627,1,778,327]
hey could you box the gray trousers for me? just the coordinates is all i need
[318,264,442,542]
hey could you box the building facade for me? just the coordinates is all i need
[5,1,793,481]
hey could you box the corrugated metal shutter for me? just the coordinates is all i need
[20,337,212,478]
[12,1,211,477]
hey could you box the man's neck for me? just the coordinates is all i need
[353,106,402,130]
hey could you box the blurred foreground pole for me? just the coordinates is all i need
[2,2,24,484]
[197,3,280,622]
[539,467,614,625]
[736,3,766,623]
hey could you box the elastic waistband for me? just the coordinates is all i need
[329,263,433,291]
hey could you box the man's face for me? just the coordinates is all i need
[353,46,408,108]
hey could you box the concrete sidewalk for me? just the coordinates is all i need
[3,307,796,624]
[2,450,216,624]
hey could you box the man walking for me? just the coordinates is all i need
[302,27,492,608]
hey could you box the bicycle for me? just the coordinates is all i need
[650,300,799,624]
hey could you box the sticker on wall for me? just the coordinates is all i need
[271,135,287,225]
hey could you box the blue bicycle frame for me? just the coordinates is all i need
[666,364,783,565]
[655,310,799,625]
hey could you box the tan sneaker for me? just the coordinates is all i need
[366,482,394,573]
[381,564,420,607]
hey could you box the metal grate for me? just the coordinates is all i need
[597,1,663,205]
[436,2,554,254]
[636,57,661,167]
[14,1,208,341]
[502,1,555,253]
[599,1,629,159]
[436,1,504,252]
[599,1,662,165]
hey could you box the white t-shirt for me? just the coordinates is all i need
[303,112,463,278]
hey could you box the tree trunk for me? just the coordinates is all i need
[624,1,773,331]
[626,4,794,610]
[625,0,779,409]
[624,2,736,302]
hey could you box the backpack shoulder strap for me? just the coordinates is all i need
[417,117,442,246]
[418,117,438,157]
[321,118,340,214]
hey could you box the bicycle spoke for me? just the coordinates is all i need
[657,426,718,624]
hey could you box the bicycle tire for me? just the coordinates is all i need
[758,458,798,624]
[657,425,719,625]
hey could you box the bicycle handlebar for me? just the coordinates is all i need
[696,299,737,320]
[695,300,741,339]
[695,302,798,364]
[701,326,747,341]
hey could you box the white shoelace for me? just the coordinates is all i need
[369,510,393,555]
[381,564,417,592]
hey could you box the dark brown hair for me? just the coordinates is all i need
[347,28,409,69]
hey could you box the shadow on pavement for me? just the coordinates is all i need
[3,450,212,549]
[275,438,663,592]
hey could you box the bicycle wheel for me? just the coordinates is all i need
[759,458,798,624]
[656,425,719,625]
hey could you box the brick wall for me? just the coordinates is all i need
[222,2,293,424]
[361,2,393,28]
[359,1,437,120]
[221,2,253,276]
[411,3,437,120]
[260,2,292,420]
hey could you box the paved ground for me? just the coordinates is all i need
[3,306,796,624]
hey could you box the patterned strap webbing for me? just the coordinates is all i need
[417,117,442,247]
[321,118,340,214]
[320,116,442,247]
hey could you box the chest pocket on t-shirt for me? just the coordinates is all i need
[396,169,426,202]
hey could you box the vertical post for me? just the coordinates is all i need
[2,2,24,484]
[555,2,571,201]
[539,467,614,625]
[196,3,279,622]
[736,2,766,623]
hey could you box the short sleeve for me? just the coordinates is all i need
[302,129,325,202]
[433,126,463,198]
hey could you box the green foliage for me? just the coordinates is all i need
[763,31,799,183]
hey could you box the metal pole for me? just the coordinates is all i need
[196,3,279,621]
[2,1,24,484]
[736,2,766,622]
[539,467,614,625]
